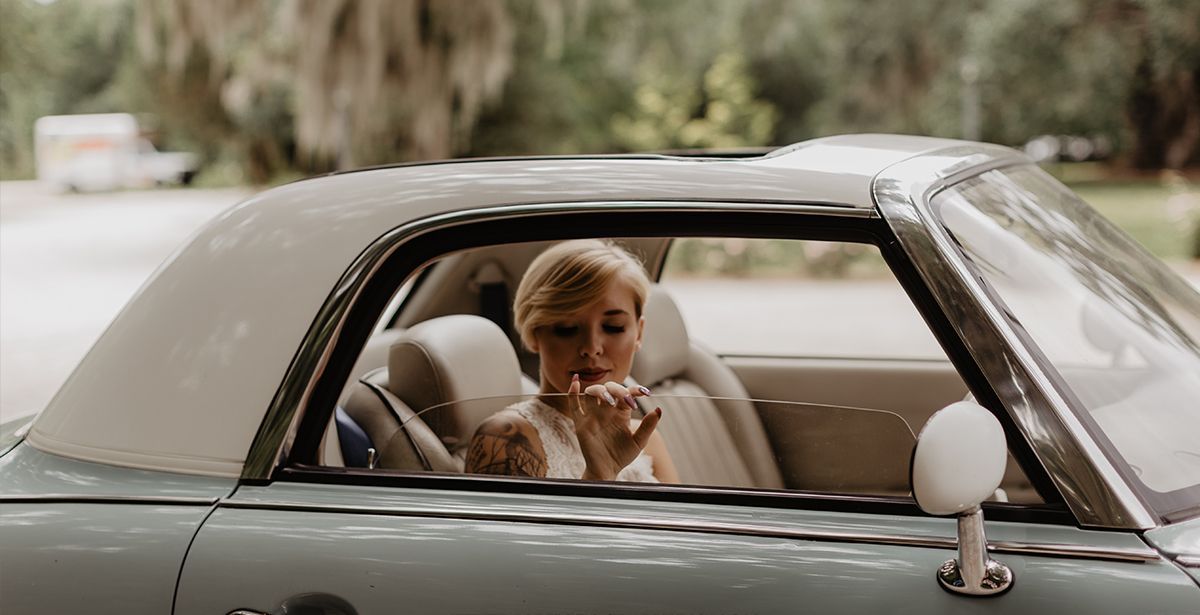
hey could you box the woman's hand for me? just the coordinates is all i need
[568,375,661,481]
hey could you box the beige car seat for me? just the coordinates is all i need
[632,287,785,489]
[339,314,525,472]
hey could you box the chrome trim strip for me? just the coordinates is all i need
[1175,556,1200,568]
[217,499,1159,563]
[873,148,1156,530]
[0,494,218,506]
[242,200,870,481]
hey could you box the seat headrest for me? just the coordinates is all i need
[630,286,691,386]
[388,315,524,442]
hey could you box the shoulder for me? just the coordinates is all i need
[465,410,547,477]
[474,410,541,445]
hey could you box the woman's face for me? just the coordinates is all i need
[531,279,645,395]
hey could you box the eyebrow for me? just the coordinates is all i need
[603,309,630,316]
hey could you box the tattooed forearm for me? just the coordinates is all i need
[465,419,547,477]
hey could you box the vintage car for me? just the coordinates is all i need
[2,135,1198,614]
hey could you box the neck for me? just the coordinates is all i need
[536,382,573,417]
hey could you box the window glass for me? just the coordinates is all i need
[659,238,946,359]
[404,393,918,497]
[932,166,1200,510]
[322,237,1042,506]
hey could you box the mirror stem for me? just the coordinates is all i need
[957,506,988,585]
[937,506,1014,596]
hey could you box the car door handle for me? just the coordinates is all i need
[228,592,358,615]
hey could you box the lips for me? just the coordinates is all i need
[571,367,610,383]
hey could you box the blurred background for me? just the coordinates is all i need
[1,0,1198,420]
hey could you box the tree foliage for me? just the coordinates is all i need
[136,0,513,176]
[1,0,1196,182]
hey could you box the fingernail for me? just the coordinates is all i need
[638,386,651,396]
[602,391,616,406]
[655,407,662,417]
[624,395,637,408]
[572,373,580,382]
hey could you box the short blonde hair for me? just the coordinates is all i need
[514,239,651,351]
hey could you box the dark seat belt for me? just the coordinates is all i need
[479,281,510,335]
[474,261,542,380]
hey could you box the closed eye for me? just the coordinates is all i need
[603,325,626,333]
[552,325,578,337]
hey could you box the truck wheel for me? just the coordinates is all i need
[180,171,195,186]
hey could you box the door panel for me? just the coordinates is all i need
[0,503,211,615]
[174,482,1200,614]
[727,355,1041,502]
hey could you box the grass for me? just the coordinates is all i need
[1067,177,1199,261]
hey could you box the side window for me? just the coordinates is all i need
[659,238,945,359]
[319,236,1043,506]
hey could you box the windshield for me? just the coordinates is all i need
[390,393,919,498]
[931,165,1200,517]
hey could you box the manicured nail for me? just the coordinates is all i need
[602,391,616,406]
[638,386,651,396]
[624,395,637,408]
[572,373,580,382]
[655,407,662,417]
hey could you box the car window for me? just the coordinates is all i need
[399,393,917,496]
[933,166,1200,514]
[659,238,947,360]
[321,237,1045,507]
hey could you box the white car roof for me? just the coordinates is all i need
[27,134,986,477]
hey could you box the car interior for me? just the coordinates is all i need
[317,236,1043,504]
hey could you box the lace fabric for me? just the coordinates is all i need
[509,397,657,483]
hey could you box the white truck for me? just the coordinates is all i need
[34,113,198,192]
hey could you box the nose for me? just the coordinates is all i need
[579,326,603,357]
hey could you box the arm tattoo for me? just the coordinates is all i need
[465,419,547,477]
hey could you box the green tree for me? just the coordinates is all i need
[0,0,134,178]
[136,0,515,176]
[612,51,778,151]
[968,0,1199,168]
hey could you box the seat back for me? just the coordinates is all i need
[338,367,459,472]
[339,315,524,472]
[386,314,526,463]
[632,287,785,489]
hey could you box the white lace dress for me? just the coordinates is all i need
[509,397,658,482]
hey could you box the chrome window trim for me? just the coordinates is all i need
[873,148,1156,530]
[216,498,1160,564]
[242,200,872,481]
[0,494,218,506]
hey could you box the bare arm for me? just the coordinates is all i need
[464,412,548,478]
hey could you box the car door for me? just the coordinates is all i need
[173,465,1198,614]
[173,393,1197,614]
[173,203,1196,613]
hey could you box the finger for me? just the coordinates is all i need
[585,383,617,406]
[603,381,636,409]
[569,374,585,415]
[631,384,652,398]
[631,407,662,449]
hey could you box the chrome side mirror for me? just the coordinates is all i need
[911,401,1014,596]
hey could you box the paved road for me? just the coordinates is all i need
[0,181,253,423]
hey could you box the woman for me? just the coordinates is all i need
[464,239,679,483]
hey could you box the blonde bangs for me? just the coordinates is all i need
[514,240,650,351]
